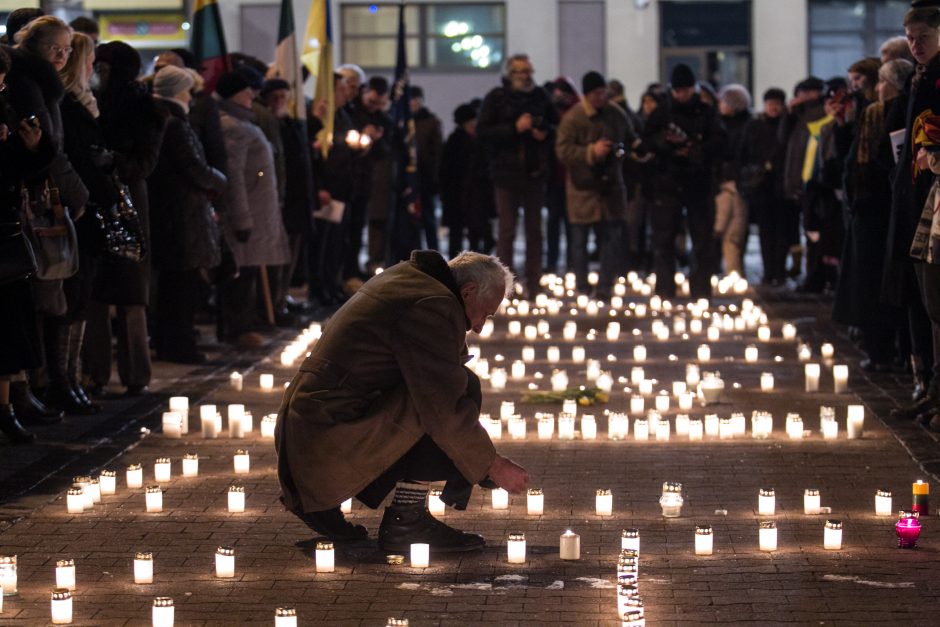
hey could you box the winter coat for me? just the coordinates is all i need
[884,56,940,305]
[478,82,559,187]
[739,113,783,200]
[716,109,751,184]
[278,116,315,236]
[275,250,496,513]
[218,100,289,268]
[414,106,443,195]
[312,108,356,204]
[252,101,286,204]
[642,92,725,194]
[4,46,88,214]
[439,126,495,229]
[779,97,826,201]
[555,99,635,224]
[93,80,166,305]
[148,99,227,271]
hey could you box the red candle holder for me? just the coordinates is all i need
[896,511,922,549]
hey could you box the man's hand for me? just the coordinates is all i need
[487,454,529,494]
[19,117,41,151]
[592,138,613,160]
[531,127,548,142]
[515,112,533,134]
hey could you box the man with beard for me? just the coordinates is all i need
[478,54,559,297]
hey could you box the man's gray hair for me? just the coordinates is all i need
[503,53,531,77]
[879,58,914,91]
[337,63,366,86]
[880,35,914,62]
[449,251,514,299]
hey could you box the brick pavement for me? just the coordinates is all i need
[1,284,940,626]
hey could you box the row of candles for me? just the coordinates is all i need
[480,406,866,442]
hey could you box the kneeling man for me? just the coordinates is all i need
[275,250,529,552]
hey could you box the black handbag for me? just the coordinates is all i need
[22,181,79,281]
[0,219,37,285]
[94,176,145,262]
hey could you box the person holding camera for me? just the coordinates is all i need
[478,54,558,297]
[556,71,640,298]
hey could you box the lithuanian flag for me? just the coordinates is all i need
[191,0,230,94]
[302,0,333,156]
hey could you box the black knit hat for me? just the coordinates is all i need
[216,71,252,99]
[670,63,696,89]
[581,70,606,95]
[453,103,477,125]
[763,87,787,103]
[95,41,142,81]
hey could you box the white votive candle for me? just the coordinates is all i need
[688,418,703,441]
[409,543,429,568]
[821,417,838,440]
[134,552,153,584]
[832,364,848,393]
[621,528,640,553]
[694,525,713,555]
[782,323,797,340]
[233,450,250,474]
[229,371,243,391]
[760,372,774,391]
[704,414,719,437]
[98,470,116,496]
[275,607,297,627]
[526,488,544,515]
[595,489,613,516]
[510,360,525,379]
[491,488,509,510]
[50,588,72,624]
[507,533,526,563]
[804,363,820,392]
[315,541,335,572]
[823,520,842,549]
[428,489,445,516]
[259,374,274,391]
[675,414,690,436]
[261,414,277,439]
[168,396,189,434]
[489,368,507,390]
[227,486,245,513]
[55,559,75,591]
[154,458,171,483]
[758,488,775,516]
[66,488,84,514]
[508,415,526,439]
[152,597,174,627]
[215,546,235,577]
[537,415,554,440]
[200,405,218,439]
[558,413,575,440]
[547,346,560,363]
[804,489,821,514]
[630,395,645,415]
[145,486,162,513]
[757,326,771,341]
[875,489,892,516]
[633,345,647,362]
[126,463,143,489]
[228,404,245,438]
[759,521,777,551]
[571,346,586,363]
[161,412,182,439]
[820,343,834,359]
[847,404,864,439]
[559,530,580,560]
[340,498,352,514]
[656,419,670,441]
[181,454,199,477]
[745,345,758,362]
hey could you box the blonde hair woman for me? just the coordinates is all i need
[59,32,97,118]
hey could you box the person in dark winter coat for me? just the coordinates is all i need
[83,40,166,395]
[545,76,580,275]
[0,46,55,444]
[834,59,913,371]
[478,54,559,295]
[410,86,443,252]
[714,83,752,275]
[642,63,725,298]
[740,88,787,284]
[440,102,495,257]
[149,66,227,364]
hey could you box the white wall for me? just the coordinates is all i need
[606,0,659,108]
[752,0,808,102]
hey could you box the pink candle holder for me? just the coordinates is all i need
[896,511,922,549]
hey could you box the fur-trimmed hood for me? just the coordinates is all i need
[4,44,64,105]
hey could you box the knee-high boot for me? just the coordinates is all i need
[43,317,94,415]
[67,320,100,412]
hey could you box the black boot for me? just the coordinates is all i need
[378,502,485,553]
[291,506,368,542]
[0,404,35,444]
[10,381,63,424]
[66,321,101,414]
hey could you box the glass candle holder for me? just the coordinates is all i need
[745,345,759,362]
[500,401,515,420]
[559,530,580,560]
[595,489,613,516]
[718,417,734,440]
[145,486,163,513]
[913,480,930,516]
[633,345,647,362]
[98,470,116,496]
[757,325,771,341]
[55,559,75,591]
[655,419,670,442]
[521,345,536,362]
[229,371,243,390]
[804,363,820,392]
[66,488,84,514]
[557,413,576,440]
[86,478,100,504]
[823,519,842,550]
[152,597,174,627]
[162,412,183,439]
[846,405,864,439]
[688,418,704,441]
[760,372,774,392]
[134,552,153,584]
[386,619,409,627]
[182,454,199,478]
[804,488,821,515]
[782,323,797,340]
[199,404,218,439]
[759,521,777,551]
[546,346,560,363]
[154,458,172,483]
[508,415,526,440]
[686,364,701,387]
[50,588,72,625]
[875,489,893,516]
[621,528,640,554]
[275,607,297,627]
[506,533,526,564]
[704,414,719,437]
[315,541,335,572]
[581,415,597,439]
[261,414,277,439]
[660,482,683,518]
[896,511,922,549]
[215,546,235,578]
[633,418,649,441]
[340,498,352,514]
[694,525,713,555]
[0,555,17,596]
[537,415,554,440]
[787,414,804,440]
[491,488,509,510]
[259,373,274,391]
[697,344,711,362]
[820,342,834,359]
[428,489,445,516]
[526,488,544,516]
[832,364,848,393]
[674,414,690,436]
[758,488,776,516]
[228,404,245,439]
[72,476,92,509]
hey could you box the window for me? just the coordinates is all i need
[341,2,506,71]
[808,0,908,80]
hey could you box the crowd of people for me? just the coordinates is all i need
[3,3,940,445]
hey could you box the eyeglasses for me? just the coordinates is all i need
[45,43,73,57]
[0,83,6,93]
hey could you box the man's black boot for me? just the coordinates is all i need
[378,502,485,553]
[0,404,35,445]
[11,381,63,425]
[890,394,938,422]
[291,506,368,542]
